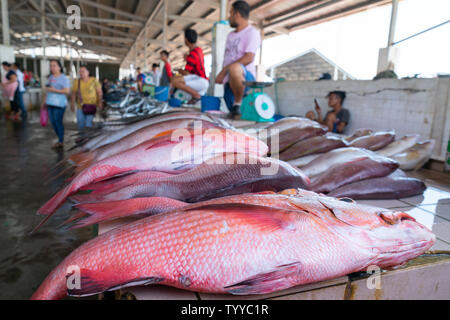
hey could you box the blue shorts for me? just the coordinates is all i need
[224,64,255,112]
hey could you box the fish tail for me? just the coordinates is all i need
[68,151,95,168]
[69,193,105,204]
[37,186,71,216]
[30,273,66,300]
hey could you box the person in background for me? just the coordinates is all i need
[102,77,110,98]
[149,63,161,86]
[71,66,103,131]
[171,28,209,104]
[12,62,28,120]
[215,1,261,118]
[306,91,350,134]
[1,62,19,120]
[136,67,145,92]
[41,60,70,149]
[159,50,173,87]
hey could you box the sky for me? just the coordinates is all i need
[206,0,450,80]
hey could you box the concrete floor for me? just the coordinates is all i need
[0,116,93,299]
[0,114,449,299]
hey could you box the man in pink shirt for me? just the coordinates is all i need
[215,1,261,118]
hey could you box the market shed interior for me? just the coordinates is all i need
[0,0,449,300]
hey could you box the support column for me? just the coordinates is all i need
[163,0,168,49]
[59,20,64,66]
[220,0,227,21]
[144,24,148,70]
[1,0,10,46]
[377,0,399,73]
[23,56,27,71]
[40,0,48,89]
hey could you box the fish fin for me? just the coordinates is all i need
[70,198,187,229]
[224,262,301,295]
[183,203,299,233]
[58,211,88,228]
[67,268,164,297]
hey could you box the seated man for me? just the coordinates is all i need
[136,67,145,92]
[149,63,161,86]
[215,1,261,118]
[159,50,173,87]
[171,28,209,104]
[306,90,350,134]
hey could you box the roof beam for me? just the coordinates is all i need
[167,14,216,25]
[67,0,146,22]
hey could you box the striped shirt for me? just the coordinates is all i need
[184,47,208,79]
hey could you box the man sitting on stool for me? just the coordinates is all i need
[171,29,209,104]
[215,1,261,118]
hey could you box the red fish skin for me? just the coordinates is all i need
[31,193,435,300]
[36,129,267,217]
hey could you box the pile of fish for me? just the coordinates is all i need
[270,118,435,200]
[31,113,436,299]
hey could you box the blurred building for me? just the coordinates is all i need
[269,48,355,81]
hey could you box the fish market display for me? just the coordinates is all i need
[35,128,268,226]
[349,131,395,151]
[69,153,310,204]
[377,134,420,157]
[328,171,426,200]
[309,154,399,193]
[390,140,435,171]
[31,191,435,300]
[279,135,348,161]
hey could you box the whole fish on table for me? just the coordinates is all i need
[68,119,220,173]
[301,147,372,179]
[279,135,348,161]
[34,129,268,230]
[31,191,435,300]
[349,131,395,151]
[328,171,426,200]
[310,154,399,193]
[70,153,310,204]
[80,112,216,152]
[264,117,327,153]
[377,134,420,157]
[390,140,435,171]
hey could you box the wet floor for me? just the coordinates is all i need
[0,115,93,299]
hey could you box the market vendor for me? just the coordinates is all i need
[306,90,350,134]
[215,0,261,118]
[171,28,209,104]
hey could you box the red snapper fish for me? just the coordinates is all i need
[34,128,268,229]
[31,191,434,300]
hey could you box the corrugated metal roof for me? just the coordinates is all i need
[3,0,392,67]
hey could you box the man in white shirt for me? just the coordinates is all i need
[150,63,161,86]
[215,1,261,118]
[12,62,28,120]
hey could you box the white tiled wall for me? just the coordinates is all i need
[265,78,450,161]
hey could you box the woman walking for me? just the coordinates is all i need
[1,62,19,120]
[70,66,102,131]
[41,60,70,149]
